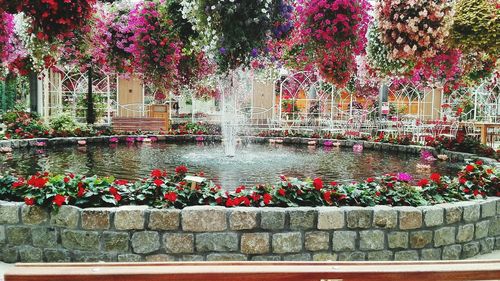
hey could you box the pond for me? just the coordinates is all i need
[0,142,462,189]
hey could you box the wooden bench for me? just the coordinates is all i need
[112,117,168,132]
[5,260,500,281]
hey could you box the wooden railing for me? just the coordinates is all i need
[5,260,500,281]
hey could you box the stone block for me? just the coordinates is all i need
[229,208,258,230]
[81,208,112,230]
[148,209,180,230]
[367,251,393,261]
[388,231,408,249]
[272,232,302,254]
[2,247,18,263]
[206,253,247,261]
[180,255,204,261]
[332,231,357,251]
[241,233,270,254]
[32,227,57,248]
[61,230,100,251]
[480,238,495,254]
[434,227,456,247]
[396,207,422,230]
[145,254,176,262]
[481,200,497,218]
[305,231,329,251]
[420,248,441,260]
[6,226,31,245]
[260,208,286,230]
[338,252,366,261]
[475,220,490,239]
[345,207,372,229]
[196,233,238,252]
[103,232,129,252]
[182,206,227,232]
[440,203,462,224]
[442,244,462,260]
[418,206,444,227]
[0,226,4,244]
[462,241,480,259]
[312,253,338,261]
[394,250,419,261]
[461,202,480,223]
[409,230,432,249]
[44,249,71,262]
[18,246,43,262]
[50,205,80,228]
[317,207,344,230]
[489,216,500,236]
[0,202,20,224]
[289,208,316,230]
[251,255,282,261]
[73,251,116,262]
[114,206,147,230]
[21,205,49,225]
[118,254,142,262]
[456,224,474,243]
[131,231,160,254]
[283,253,311,261]
[359,230,385,250]
[373,206,397,229]
[164,233,194,254]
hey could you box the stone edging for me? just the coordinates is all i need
[0,199,499,263]
[0,135,497,166]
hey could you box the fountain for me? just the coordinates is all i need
[220,69,253,157]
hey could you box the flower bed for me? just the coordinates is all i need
[1,161,498,210]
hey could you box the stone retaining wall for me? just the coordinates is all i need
[0,135,496,166]
[1,199,499,263]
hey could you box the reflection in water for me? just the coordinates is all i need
[0,142,461,189]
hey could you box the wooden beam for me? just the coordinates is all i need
[5,260,500,281]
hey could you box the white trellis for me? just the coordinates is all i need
[386,81,439,120]
[42,65,117,124]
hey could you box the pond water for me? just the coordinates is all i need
[0,142,462,189]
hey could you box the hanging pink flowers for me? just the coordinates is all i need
[374,0,452,61]
[0,11,14,67]
[294,0,371,88]
[126,0,182,90]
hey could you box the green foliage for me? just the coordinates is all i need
[451,0,500,55]
[49,112,85,132]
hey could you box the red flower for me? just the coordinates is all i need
[154,179,164,187]
[24,197,35,206]
[115,179,128,185]
[263,193,272,205]
[313,178,323,190]
[375,191,381,197]
[175,165,188,174]
[323,191,332,204]
[109,187,121,202]
[63,177,70,183]
[77,185,86,198]
[473,189,479,197]
[465,165,474,172]
[459,178,467,185]
[417,178,429,187]
[430,173,441,183]
[475,160,483,166]
[52,194,66,207]
[27,176,49,188]
[241,197,251,206]
[366,177,375,183]
[225,198,235,207]
[151,169,163,178]
[487,169,493,174]
[236,186,246,193]
[463,188,470,193]
[251,192,261,202]
[278,188,286,196]
[330,181,338,186]
[164,192,177,202]
[12,178,25,188]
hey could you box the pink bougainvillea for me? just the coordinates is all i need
[293,0,371,88]
[0,11,14,66]
[125,0,182,90]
